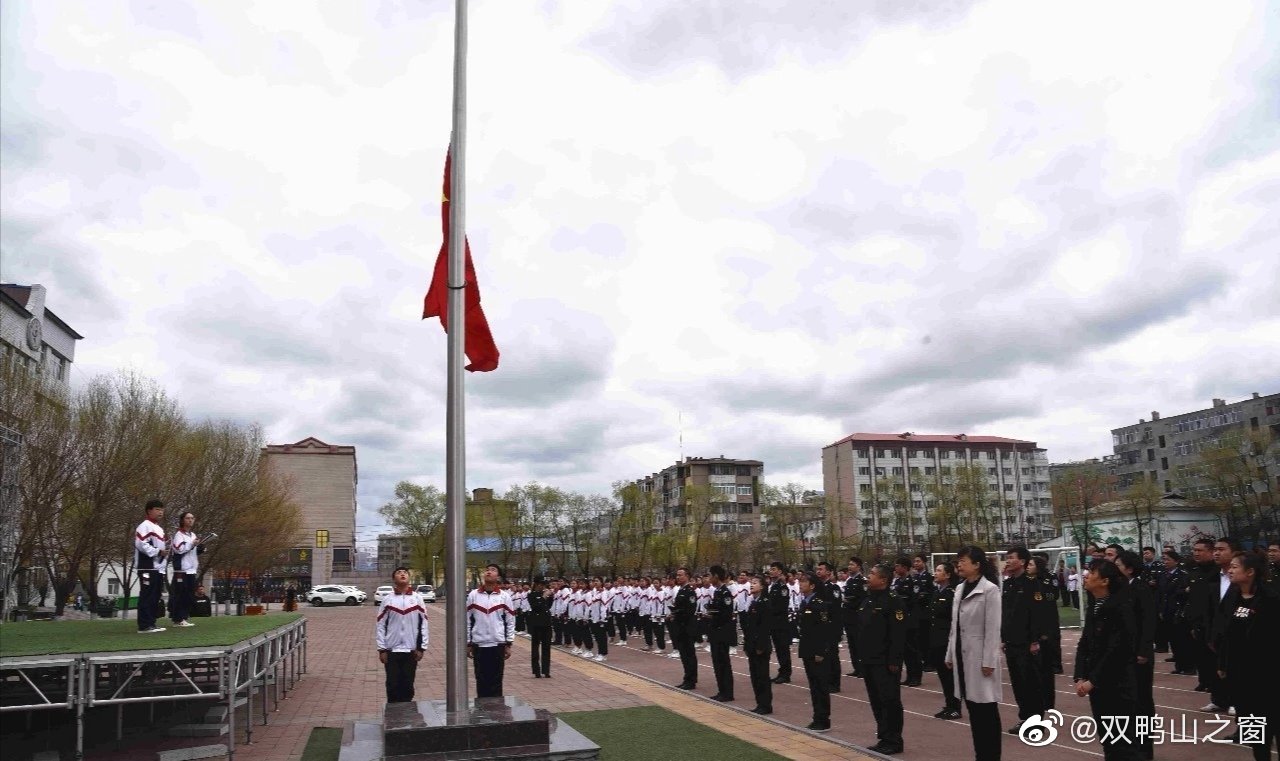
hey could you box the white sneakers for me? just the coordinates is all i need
[1228,707,1237,716]
[666,651,681,659]
[729,647,738,656]
[571,648,582,655]
[579,650,594,658]
[175,621,194,627]
[139,627,166,633]
[593,655,606,663]
[1200,703,1222,712]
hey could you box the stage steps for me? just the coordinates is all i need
[156,745,229,761]
[164,694,251,738]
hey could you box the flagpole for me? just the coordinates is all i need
[445,0,469,714]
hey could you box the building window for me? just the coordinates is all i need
[108,578,121,596]
[1002,468,1012,476]
[858,484,871,494]
[1022,484,1031,491]
[879,449,895,458]
[1021,468,1031,476]
[736,484,753,496]
[892,467,904,476]
[858,467,870,476]
[855,449,867,458]
[874,467,886,477]
[924,466,935,476]
[941,466,952,476]
[987,468,997,476]
[1004,484,1013,492]
[911,500,922,510]
[941,451,952,459]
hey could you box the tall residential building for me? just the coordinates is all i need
[631,456,764,534]
[1,283,82,388]
[260,437,358,586]
[1109,392,1280,494]
[822,433,1054,546]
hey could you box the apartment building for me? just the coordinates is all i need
[1109,392,1279,494]
[260,437,358,586]
[631,456,764,534]
[822,433,1054,546]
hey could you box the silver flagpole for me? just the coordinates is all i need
[445,0,469,714]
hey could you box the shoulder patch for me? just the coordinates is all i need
[1034,592,1043,601]
[895,610,904,621]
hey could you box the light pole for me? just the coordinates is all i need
[432,555,439,587]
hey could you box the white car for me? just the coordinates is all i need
[416,585,437,602]
[307,585,366,606]
[373,585,394,604]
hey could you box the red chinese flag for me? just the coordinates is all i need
[423,148,500,372]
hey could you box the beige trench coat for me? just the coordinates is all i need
[944,576,1003,704]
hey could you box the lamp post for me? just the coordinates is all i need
[432,555,439,587]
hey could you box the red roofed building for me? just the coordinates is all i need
[821,432,1054,548]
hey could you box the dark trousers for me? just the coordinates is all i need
[473,645,506,698]
[1089,692,1140,761]
[552,617,564,644]
[1169,619,1193,672]
[573,620,590,649]
[1193,631,1227,705]
[515,612,525,632]
[710,642,733,698]
[769,628,792,678]
[1153,617,1168,651]
[384,652,418,702]
[827,637,841,690]
[965,700,1002,761]
[930,644,960,710]
[591,622,609,655]
[137,570,163,631]
[802,655,831,725]
[1005,643,1045,721]
[1134,659,1154,759]
[604,614,616,640]
[863,664,904,747]
[1043,636,1063,672]
[673,626,698,686]
[1040,644,1057,711]
[902,626,922,681]
[917,621,932,670]
[612,612,627,641]
[644,617,666,649]
[530,626,551,676]
[169,572,194,623]
[626,609,640,636]
[843,620,860,674]
[1231,683,1278,761]
[747,648,773,710]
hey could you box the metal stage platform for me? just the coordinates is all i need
[0,617,307,760]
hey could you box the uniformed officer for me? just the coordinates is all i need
[927,562,961,719]
[797,571,833,732]
[910,554,933,673]
[857,562,906,755]
[1074,559,1139,761]
[766,562,793,683]
[1001,546,1047,733]
[668,567,699,690]
[740,575,774,714]
[815,561,843,692]
[843,557,867,677]
[1027,555,1061,709]
[1117,550,1157,761]
[526,578,554,678]
[1158,550,1192,674]
[705,565,737,702]
[890,558,922,687]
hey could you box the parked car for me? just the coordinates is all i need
[416,584,437,602]
[307,585,366,606]
[373,585,395,604]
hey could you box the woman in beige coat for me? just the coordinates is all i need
[946,546,1004,761]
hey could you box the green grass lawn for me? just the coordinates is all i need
[560,706,787,761]
[0,613,302,658]
[300,727,343,761]
[1058,605,1082,628]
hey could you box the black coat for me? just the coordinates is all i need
[843,573,867,617]
[1184,561,1224,634]
[1214,586,1280,695]
[526,590,553,628]
[740,595,774,656]
[706,585,738,645]
[1001,573,1048,645]
[1074,593,1137,696]
[926,584,956,649]
[669,584,697,634]
[855,588,907,666]
[765,579,791,631]
[1126,577,1157,661]
[797,593,834,659]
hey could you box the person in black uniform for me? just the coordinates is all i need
[526,578,554,678]
[911,554,933,673]
[857,562,906,755]
[740,575,774,714]
[928,561,961,719]
[1116,551,1156,760]
[1026,556,1060,711]
[669,567,699,690]
[1183,537,1223,701]
[796,571,833,732]
[1158,550,1192,674]
[844,557,867,677]
[890,558,922,687]
[704,565,737,702]
[1074,559,1139,761]
[1216,552,1279,761]
[765,562,793,684]
[814,561,843,692]
[1001,546,1046,733]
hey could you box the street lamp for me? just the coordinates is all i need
[432,555,439,587]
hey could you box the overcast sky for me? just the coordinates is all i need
[3,1,1277,545]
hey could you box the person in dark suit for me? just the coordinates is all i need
[1116,551,1157,760]
[668,567,699,690]
[526,578,554,678]
[765,562,793,683]
[844,557,867,677]
[815,561,843,692]
[927,561,961,720]
[1183,537,1226,708]
[857,562,906,755]
[797,571,833,732]
[704,565,737,702]
[1074,559,1139,761]
[1215,552,1279,761]
[740,575,774,714]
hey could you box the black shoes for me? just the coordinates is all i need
[676,682,696,690]
[534,674,542,678]
[710,694,734,702]
[806,721,831,732]
[845,670,858,677]
[771,675,791,684]
[750,706,773,715]
[900,679,922,687]
[869,741,903,754]
[1008,724,1023,735]
[935,708,962,720]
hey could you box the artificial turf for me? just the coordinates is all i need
[559,705,787,761]
[299,726,343,761]
[0,612,302,658]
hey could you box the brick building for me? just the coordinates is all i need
[260,437,357,586]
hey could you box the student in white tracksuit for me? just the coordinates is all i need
[467,564,515,697]
[376,567,429,703]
